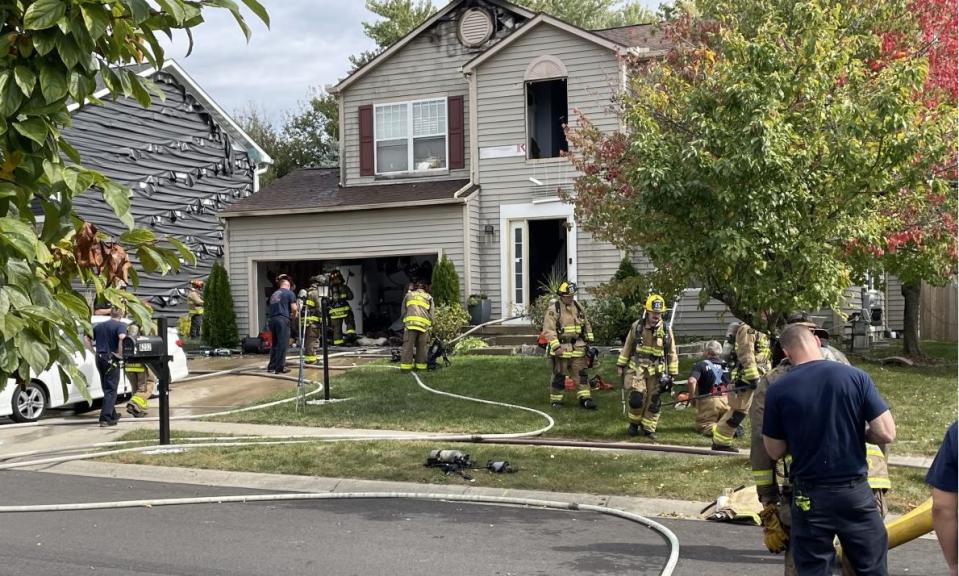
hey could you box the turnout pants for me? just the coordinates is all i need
[549,352,590,405]
[189,313,202,339]
[694,395,729,436]
[304,323,320,364]
[125,365,151,415]
[626,368,663,432]
[401,328,428,371]
[714,386,754,446]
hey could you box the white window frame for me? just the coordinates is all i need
[373,97,449,176]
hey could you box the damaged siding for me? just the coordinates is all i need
[64,70,255,316]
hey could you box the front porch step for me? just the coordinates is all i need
[471,324,535,336]
[485,334,539,346]
[465,346,517,356]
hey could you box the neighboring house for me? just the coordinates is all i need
[219,0,903,339]
[59,61,271,317]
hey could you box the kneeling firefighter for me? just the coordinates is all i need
[542,281,596,409]
[616,294,678,438]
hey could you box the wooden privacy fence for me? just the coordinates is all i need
[921,282,958,342]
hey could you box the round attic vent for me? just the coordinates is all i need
[458,8,494,48]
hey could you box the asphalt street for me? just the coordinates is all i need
[0,471,947,575]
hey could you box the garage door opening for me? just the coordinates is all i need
[253,255,437,337]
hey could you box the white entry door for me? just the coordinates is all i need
[509,220,529,315]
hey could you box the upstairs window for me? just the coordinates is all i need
[526,79,568,160]
[374,98,447,175]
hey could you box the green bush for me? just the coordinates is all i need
[201,262,239,348]
[432,303,470,343]
[524,293,555,331]
[452,336,489,355]
[585,296,643,345]
[177,315,191,338]
[431,255,460,306]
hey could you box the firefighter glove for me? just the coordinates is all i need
[759,503,788,553]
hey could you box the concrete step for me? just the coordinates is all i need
[471,324,535,336]
[486,334,539,346]
[465,346,516,356]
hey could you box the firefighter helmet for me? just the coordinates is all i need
[645,294,667,313]
[329,269,343,284]
[557,281,577,296]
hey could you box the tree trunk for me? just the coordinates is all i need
[901,280,923,358]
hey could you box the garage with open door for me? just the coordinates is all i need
[220,168,476,338]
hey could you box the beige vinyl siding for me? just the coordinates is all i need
[885,274,905,332]
[340,5,512,186]
[225,204,465,336]
[473,23,622,315]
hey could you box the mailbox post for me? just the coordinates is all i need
[122,317,173,444]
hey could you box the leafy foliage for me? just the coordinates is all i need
[452,336,489,355]
[431,303,469,344]
[565,0,956,333]
[430,254,460,306]
[201,261,238,348]
[0,1,266,391]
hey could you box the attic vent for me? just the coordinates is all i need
[458,8,493,47]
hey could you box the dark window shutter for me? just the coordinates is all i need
[359,105,374,176]
[448,96,465,170]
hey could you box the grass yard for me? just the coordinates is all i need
[106,436,933,513]
[215,342,957,456]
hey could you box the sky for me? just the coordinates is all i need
[161,1,660,128]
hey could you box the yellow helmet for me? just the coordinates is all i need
[557,281,577,296]
[645,294,667,313]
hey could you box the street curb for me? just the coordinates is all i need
[37,460,712,520]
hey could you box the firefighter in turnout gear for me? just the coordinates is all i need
[749,316,890,575]
[187,279,204,339]
[617,294,678,438]
[302,276,324,364]
[400,282,433,371]
[542,281,597,410]
[712,322,771,452]
[328,269,356,346]
[124,320,152,418]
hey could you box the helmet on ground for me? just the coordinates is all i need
[557,281,577,296]
[645,294,667,313]
[191,279,203,289]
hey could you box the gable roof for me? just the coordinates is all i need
[330,0,534,95]
[593,23,671,52]
[70,60,273,166]
[221,168,476,217]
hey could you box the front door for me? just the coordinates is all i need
[508,218,569,314]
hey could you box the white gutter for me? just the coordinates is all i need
[219,196,470,219]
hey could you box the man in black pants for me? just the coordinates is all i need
[266,274,298,374]
[92,307,127,427]
[762,324,896,575]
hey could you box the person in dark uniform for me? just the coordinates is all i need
[92,307,127,427]
[266,274,298,374]
[762,324,896,575]
[926,421,958,575]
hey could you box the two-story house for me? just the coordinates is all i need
[221,0,901,340]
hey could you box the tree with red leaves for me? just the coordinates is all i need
[565,0,956,336]
[869,0,957,358]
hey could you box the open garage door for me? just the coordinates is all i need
[251,254,437,336]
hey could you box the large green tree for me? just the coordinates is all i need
[565,0,955,334]
[0,0,266,392]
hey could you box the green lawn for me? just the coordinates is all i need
[109,344,955,513]
[215,344,957,456]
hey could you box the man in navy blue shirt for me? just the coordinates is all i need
[926,421,957,575]
[266,274,298,374]
[92,307,127,427]
[763,324,896,575]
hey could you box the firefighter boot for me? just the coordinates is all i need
[627,423,640,437]
[579,397,597,410]
[712,443,739,453]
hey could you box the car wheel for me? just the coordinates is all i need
[10,382,47,423]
